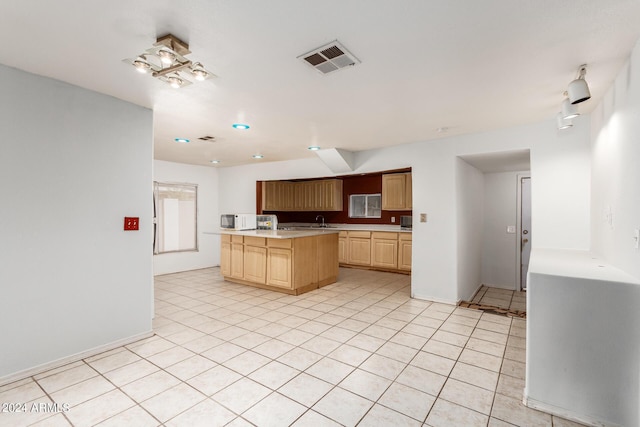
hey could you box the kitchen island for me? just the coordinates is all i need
[219,229,339,295]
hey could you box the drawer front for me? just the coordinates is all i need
[371,231,397,240]
[221,234,231,243]
[348,231,371,239]
[399,232,412,241]
[338,231,348,238]
[231,235,244,243]
[244,236,266,246]
[268,238,292,249]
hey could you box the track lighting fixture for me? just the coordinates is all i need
[556,112,573,130]
[123,34,214,89]
[561,93,579,120]
[568,65,591,104]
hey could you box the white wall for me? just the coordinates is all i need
[591,39,640,280]
[481,171,523,289]
[456,158,485,300]
[218,116,591,304]
[0,65,153,381]
[153,160,220,275]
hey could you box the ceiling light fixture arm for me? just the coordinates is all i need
[152,60,193,77]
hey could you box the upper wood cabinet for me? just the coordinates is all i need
[262,179,343,211]
[382,172,412,210]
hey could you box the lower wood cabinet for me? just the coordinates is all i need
[371,232,398,269]
[244,245,267,284]
[339,230,411,273]
[348,231,372,265]
[267,247,292,288]
[220,233,338,294]
[398,233,412,271]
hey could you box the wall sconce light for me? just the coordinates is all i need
[568,65,591,104]
[124,34,214,88]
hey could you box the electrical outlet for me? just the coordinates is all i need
[391,216,396,223]
[420,213,427,223]
[124,217,139,231]
[506,225,516,234]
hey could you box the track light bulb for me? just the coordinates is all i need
[133,58,151,73]
[168,76,183,88]
[159,49,176,65]
[192,63,208,81]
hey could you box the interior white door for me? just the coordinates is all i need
[520,177,532,290]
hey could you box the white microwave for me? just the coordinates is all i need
[220,214,257,230]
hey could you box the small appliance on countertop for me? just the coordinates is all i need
[220,213,257,230]
[256,215,278,230]
[400,215,412,230]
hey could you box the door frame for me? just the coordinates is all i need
[516,173,531,291]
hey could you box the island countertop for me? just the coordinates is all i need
[214,228,340,239]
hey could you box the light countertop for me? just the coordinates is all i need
[211,229,340,239]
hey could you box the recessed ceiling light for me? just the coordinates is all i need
[232,123,250,130]
[174,138,190,143]
[308,146,321,151]
[210,160,220,164]
[252,154,264,159]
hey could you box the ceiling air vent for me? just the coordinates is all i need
[198,135,216,142]
[298,40,360,75]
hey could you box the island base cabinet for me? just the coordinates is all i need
[221,233,338,295]
[267,248,292,289]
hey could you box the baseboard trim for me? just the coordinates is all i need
[523,395,618,427]
[411,292,458,305]
[0,330,154,387]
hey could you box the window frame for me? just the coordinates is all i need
[153,181,198,255]
[348,193,382,219]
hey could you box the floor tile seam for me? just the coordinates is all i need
[28,373,76,426]
[66,362,163,427]
[36,359,104,396]
[485,320,511,425]
[435,391,494,417]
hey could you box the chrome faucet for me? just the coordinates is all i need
[315,215,327,228]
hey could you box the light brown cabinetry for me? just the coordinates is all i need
[338,230,411,273]
[347,231,372,265]
[371,232,398,269]
[220,232,339,294]
[398,233,412,271]
[381,173,412,210]
[243,237,267,284]
[262,179,343,212]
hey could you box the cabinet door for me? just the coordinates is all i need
[348,237,371,265]
[302,182,315,210]
[244,245,267,284]
[221,242,231,276]
[338,237,347,263]
[280,181,295,211]
[398,239,412,271]
[321,179,343,211]
[404,173,412,209]
[230,243,244,278]
[267,248,293,289]
[293,182,305,211]
[262,181,278,211]
[371,233,398,269]
[382,174,407,210]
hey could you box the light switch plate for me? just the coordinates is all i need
[507,225,516,234]
[420,213,427,222]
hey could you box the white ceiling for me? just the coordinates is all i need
[2,1,639,168]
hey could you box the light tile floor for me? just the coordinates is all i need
[0,268,584,427]
[471,286,527,313]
